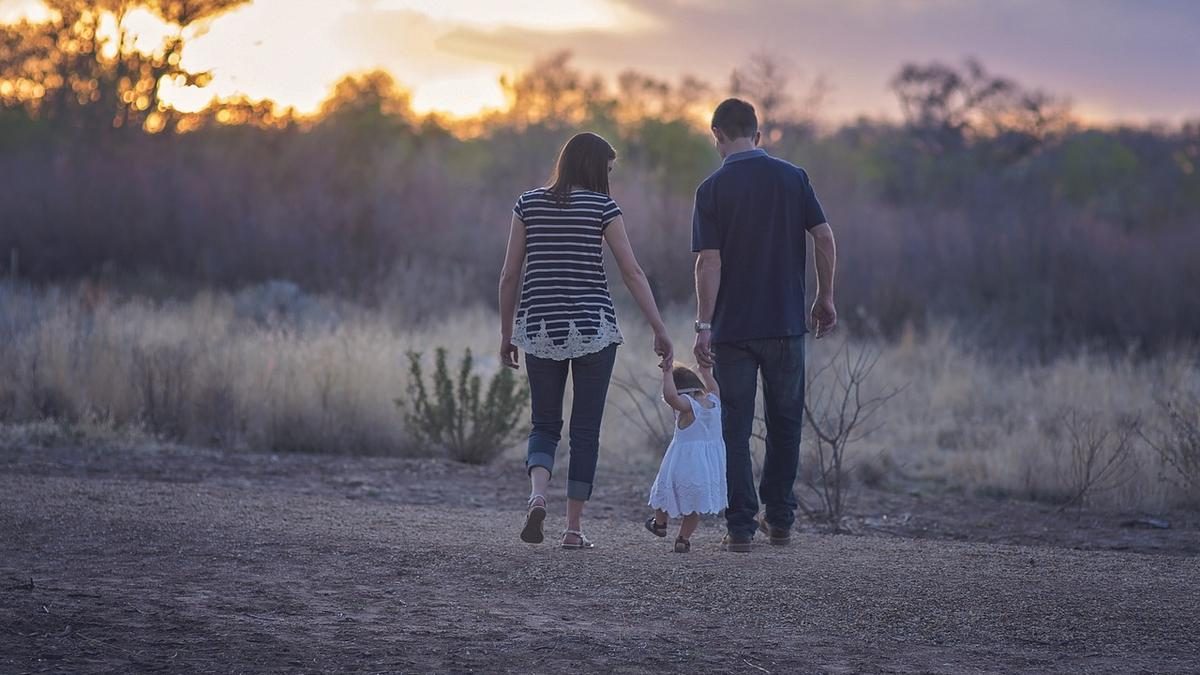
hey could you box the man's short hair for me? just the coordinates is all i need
[711,98,758,139]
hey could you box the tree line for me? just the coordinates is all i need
[2,2,1198,353]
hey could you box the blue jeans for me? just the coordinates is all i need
[714,336,806,539]
[524,344,618,501]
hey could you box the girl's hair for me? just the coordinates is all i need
[547,132,616,200]
[672,365,705,393]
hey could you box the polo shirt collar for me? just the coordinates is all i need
[723,148,768,165]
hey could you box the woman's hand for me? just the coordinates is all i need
[500,337,520,370]
[653,329,673,370]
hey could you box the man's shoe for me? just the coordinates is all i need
[758,517,792,546]
[720,533,753,553]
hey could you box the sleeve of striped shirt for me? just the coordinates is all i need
[512,193,526,221]
[601,197,622,228]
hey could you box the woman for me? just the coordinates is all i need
[498,132,673,549]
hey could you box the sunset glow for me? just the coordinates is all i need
[2,0,1198,123]
[150,0,652,117]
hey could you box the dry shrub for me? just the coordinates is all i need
[1141,394,1200,506]
[399,348,529,464]
[801,344,902,529]
[131,342,195,437]
[608,367,674,453]
[1053,409,1140,511]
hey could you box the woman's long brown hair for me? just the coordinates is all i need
[546,132,616,201]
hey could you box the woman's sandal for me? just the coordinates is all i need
[561,529,595,550]
[520,495,547,544]
[644,517,668,538]
[673,536,691,554]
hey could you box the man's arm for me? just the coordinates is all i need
[693,249,721,366]
[808,222,837,338]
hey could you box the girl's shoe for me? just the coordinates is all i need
[673,536,690,553]
[561,529,595,549]
[520,495,547,544]
[644,516,668,538]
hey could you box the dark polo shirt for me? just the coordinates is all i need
[691,148,828,344]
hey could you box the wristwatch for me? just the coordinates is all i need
[694,321,712,333]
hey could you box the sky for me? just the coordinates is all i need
[2,0,1198,123]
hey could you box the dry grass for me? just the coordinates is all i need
[1,282,1196,511]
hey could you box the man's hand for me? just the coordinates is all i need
[500,337,520,369]
[810,297,837,338]
[693,330,714,368]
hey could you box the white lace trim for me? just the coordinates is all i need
[512,313,623,361]
[648,482,728,518]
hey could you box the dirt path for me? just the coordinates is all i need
[1,445,1198,674]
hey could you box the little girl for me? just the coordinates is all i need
[645,361,727,553]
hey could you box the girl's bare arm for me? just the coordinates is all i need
[661,363,691,413]
[698,364,720,399]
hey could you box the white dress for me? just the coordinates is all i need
[648,393,728,518]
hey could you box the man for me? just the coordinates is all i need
[692,98,838,553]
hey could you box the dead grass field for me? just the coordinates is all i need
[2,283,1197,512]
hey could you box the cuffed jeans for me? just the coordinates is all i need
[524,344,617,501]
[715,336,806,539]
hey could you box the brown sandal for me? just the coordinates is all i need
[561,529,595,550]
[673,536,690,553]
[520,495,547,544]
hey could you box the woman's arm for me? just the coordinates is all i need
[661,361,691,414]
[603,215,672,367]
[498,214,526,369]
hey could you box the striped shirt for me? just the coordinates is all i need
[511,188,624,360]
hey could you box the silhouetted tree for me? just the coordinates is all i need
[891,57,1070,157]
[730,51,827,145]
[178,94,296,131]
[497,51,612,130]
[0,0,247,133]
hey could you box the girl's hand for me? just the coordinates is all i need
[500,338,520,370]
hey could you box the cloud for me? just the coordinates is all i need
[28,0,1196,122]
[426,0,1200,122]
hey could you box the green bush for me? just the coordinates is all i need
[399,348,529,464]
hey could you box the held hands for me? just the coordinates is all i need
[500,336,520,369]
[811,296,838,338]
[693,330,714,368]
[653,329,673,370]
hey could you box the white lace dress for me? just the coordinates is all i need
[648,393,728,517]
